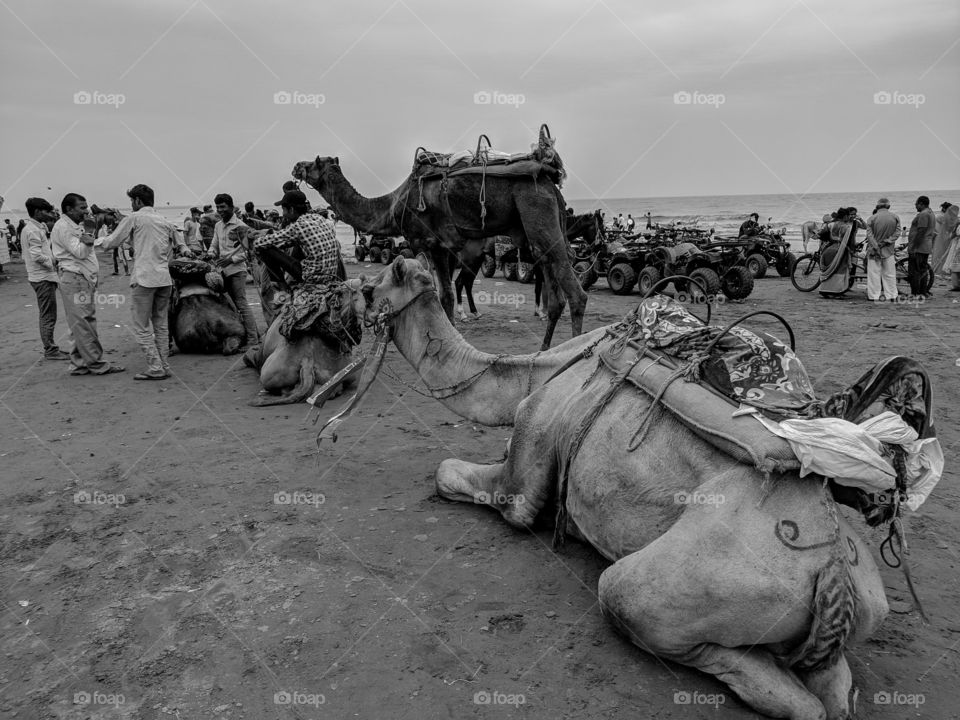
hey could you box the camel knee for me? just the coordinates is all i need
[799,656,852,720]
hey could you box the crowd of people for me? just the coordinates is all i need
[10,180,344,380]
[4,186,958,379]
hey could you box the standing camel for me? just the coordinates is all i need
[291,155,587,349]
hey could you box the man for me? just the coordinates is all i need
[210,193,259,349]
[4,218,17,251]
[198,204,217,250]
[739,213,761,238]
[907,195,937,297]
[100,184,192,379]
[22,197,69,360]
[181,207,203,254]
[626,213,635,232]
[253,189,343,287]
[864,198,900,302]
[50,193,124,375]
[645,211,652,230]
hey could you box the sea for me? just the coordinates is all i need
[4,189,956,255]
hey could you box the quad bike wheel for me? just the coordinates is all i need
[368,246,382,263]
[481,255,496,278]
[637,266,662,296]
[721,266,754,300]
[686,267,720,301]
[502,261,518,281]
[776,252,796,277]
[518,261,536,284]
[607,264,637,295]
[380,248,393,264]
[746,253,768,279]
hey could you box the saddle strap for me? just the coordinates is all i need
[553,353,641,549]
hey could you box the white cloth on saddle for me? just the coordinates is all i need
[752,410,943,511]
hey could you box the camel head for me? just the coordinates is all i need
[292,156,339,193]
[330,275,368,346]
[361,257,435,328]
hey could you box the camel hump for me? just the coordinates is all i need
[784,547,858,672]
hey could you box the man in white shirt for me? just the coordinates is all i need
[51,193,124,375]
[22,197,69,360]
[100,184,192,379]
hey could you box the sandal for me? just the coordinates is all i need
[70,367,91,376]
[98,365,126,375]
[134,371,167,380]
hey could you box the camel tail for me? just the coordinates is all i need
[249,358,316,407]
[785,543,859,672]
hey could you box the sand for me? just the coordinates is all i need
[0,254,957,719]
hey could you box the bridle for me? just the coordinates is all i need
[365,286,436,336]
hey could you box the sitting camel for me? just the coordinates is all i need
[326,257,937,720]
[243,278,365,406]
[168,259,246,355]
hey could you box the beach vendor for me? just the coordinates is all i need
[253,189,347,340]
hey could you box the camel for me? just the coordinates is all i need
[333,257,936,720]
[242,278,365,406]
[168,259,246,355]
[291,149,587,350]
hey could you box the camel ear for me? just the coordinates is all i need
[391,255,406,284]
[334,156,340,166]
[315,155,321,166]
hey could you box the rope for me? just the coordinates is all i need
[416,176,426,212]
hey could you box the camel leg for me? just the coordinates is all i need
[537,263,566,350]
[798,657,852,720]
[599,551,828,720]
[431,247,456,322]
[454,270,468,321]
[436,394,557,528]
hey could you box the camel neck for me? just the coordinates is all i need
[313,170,401,236]
[390,295,604,426]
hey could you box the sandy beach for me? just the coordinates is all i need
[1,251,957,719]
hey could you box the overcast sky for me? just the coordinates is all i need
[1,0,957,210]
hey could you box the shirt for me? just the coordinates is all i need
[254,212,341,284]
[51,215,98,283]
[908,207,937,254]
[866,209,900,259]
[183,218,203,253]
[22,218,58,283]
[211,214,250,277]
[100,206,185,287]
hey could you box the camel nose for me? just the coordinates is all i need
[361,283,374,305]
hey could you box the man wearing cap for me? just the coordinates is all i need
[865,198,900,302]
[210,193,260,350]
[22,197,70,360]
[198,204,217,250]
[907,196,936,297]
[254,189,344,289]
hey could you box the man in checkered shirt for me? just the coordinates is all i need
[253,189,344,286]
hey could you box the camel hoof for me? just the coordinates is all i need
[471,312,482,320]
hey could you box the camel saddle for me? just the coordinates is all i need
[590,296,933,476]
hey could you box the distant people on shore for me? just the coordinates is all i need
[183,207,204,254]
[818,207,864,298]
[864,198,900,302]
[199,205,217,250]
[645,211,652,229]
[625,213,635,232]
[907,195,936,298]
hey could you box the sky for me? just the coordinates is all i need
[1,0,958,212]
